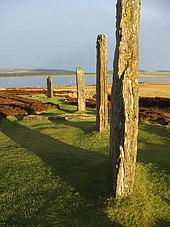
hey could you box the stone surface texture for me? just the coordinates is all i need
[110,0,141,198]
[76,66,86,111]
[47,76,53,98]
[96,34,108,132]
[24,113,94,120]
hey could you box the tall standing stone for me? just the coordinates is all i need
[47,76,53,98]
[110,0,141,198]
[96,34,108,132]
[76,66,86,111]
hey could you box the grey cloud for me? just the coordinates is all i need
[0,0,169,71]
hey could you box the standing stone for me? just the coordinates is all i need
[47,76,53,98]
[76,66,86,111]
[96,34,108,132]
[110,0,141,198]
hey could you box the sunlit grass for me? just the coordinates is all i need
[0,97,169,226]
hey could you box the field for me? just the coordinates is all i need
[35,82,170,98]
[0,86,170,226]
[139,82,170,98]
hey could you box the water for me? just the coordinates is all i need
[139,77,170,83]
[0,76,170,88]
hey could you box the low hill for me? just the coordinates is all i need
[0,69,76,77]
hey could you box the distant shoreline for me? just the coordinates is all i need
[0,73,170,78]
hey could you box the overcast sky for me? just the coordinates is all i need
[0,0,169,72]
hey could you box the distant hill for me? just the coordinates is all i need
[0,69,76,76]
[108,70,170,76]
[31,69,76,75]
[1,69,170,77]
[157,70,170,72]
[0,68,31,73]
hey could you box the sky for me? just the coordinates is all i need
[0,0,170,72]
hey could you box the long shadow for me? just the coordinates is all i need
[138,124,170,173]
[55,98,77,113]
[152,218,170,227]
[58,106,76,114]
[0,118,122,226]
[139,123,170,139]
[50,118,97,134]
[0,118,113,200]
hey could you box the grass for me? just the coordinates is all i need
[0,96,170,226]
[139,82,170,98]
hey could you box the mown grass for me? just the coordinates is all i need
[0,96,169,226]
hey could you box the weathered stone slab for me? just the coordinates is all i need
[47,76,53,98]
[24,113,95,121]
[96,34,108,132]
[110,0,141,198]
[76,66,86,111]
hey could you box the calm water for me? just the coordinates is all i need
[0,76,170,88]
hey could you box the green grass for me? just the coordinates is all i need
[0,96,169,226]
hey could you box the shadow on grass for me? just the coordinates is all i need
[152,219,170,227]
[0,118,117,226]
[47,105,106,134]
[50,118,97,134]
[139,123,170,141]
[59,105,77,114]
[56,97,97,115]
[138,123,170,173]
[1,118,113,199]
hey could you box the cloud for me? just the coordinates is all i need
[139,0,170,70]
[0,0,169,71]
